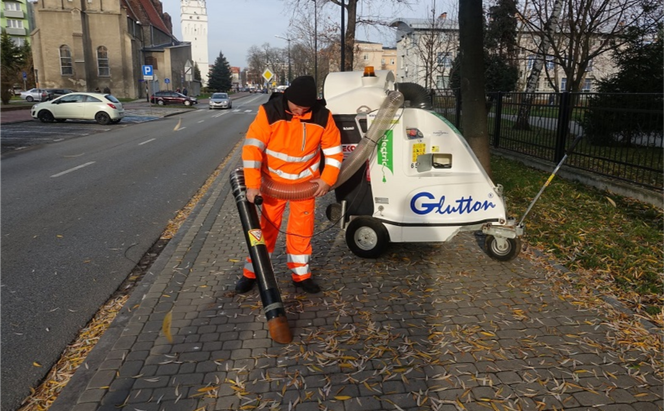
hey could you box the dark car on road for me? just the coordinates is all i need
[46,88,74,97]
[150,90,198,106]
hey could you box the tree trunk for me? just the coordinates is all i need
[514,0,563,130]
[459,0,492,176]
[344,0,357,71]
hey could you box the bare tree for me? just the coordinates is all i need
[520,0,663,92]
[409,3,459,90]
[246,43,284,86]
[514,0,563,129]
[459,0,492,174]
[284,0,414,71]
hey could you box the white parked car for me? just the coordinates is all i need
[31,92,125,125]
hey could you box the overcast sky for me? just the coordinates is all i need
[160,0,456,69]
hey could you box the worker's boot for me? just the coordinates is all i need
[235,276,256,293]
[293,278,321,294]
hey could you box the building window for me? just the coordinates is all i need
[582,78,592,91]
[585,59,593,72]
[97,46,110,76]
[364,54,368,61]
[5,2,21,11]
[546,55,554,70]
[6,19,23,29]
[527,54,536,70]
[437,52,453,68]
[11,37,24,47]
[561,78,567,91]
[436,75,449,89]
[60,45,73,75]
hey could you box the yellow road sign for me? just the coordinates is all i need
[262,69,274,82]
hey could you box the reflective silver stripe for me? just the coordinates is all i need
[263,302,284,313]
[322,146,342,155]
[291,266,310,275]
[287,254,310,264]
[265,148,317,163]
[325,158,342,169]
[244,138,266,151]
[243,160,261,169]
[268,166,315,180]
[244,261,254,273]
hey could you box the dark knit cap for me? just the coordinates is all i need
[285,76,317,107]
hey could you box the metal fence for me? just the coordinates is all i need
[431,91,663,191]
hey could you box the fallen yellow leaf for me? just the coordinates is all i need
[162,310,173,343]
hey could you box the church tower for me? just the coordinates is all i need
[181,0,209,86]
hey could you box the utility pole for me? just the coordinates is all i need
[275,34,292,85]
[312,0,318,86]
[340,0,345,71]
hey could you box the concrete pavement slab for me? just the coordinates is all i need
[48,144,663,411]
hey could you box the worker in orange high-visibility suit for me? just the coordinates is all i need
[237,76,343,294]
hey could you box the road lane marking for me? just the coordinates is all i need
[139,138,156,146]
[244,110,252,113]
[198,120,205,123]
[174,118,182,131]
[51,162,96,178]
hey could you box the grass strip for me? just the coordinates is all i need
[492,155,663,320]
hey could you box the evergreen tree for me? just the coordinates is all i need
[193,62,201,81]
[1,32,25,104]
[581,35,663,146]
[208,51,232,92]
[485,0,518,62]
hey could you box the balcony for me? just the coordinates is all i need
[4,10,25,18]
[6,27,27,36]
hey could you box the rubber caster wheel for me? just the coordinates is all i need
[484,235,521,261]
[345,216,389,259]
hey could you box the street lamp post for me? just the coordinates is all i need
[275,35,292,85]
[312,0,318,86]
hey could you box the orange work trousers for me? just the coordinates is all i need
[243,194,315,282]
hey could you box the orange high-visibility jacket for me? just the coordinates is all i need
[242,95,343,190]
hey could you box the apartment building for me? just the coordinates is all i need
[1,0,32,46]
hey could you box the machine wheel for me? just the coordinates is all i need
[95,112,111,125]
[157,100,165,106]
[38,110,54,123]
[484,235,521,261]
[184,100,192,106]
[26,96,34,102]
[345,217,389,259]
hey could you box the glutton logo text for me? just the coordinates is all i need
[410,192,497,215]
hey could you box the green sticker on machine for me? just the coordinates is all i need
[378,130,393,182]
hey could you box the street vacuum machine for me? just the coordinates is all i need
[320,67,523,261]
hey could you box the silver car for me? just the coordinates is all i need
[208,92,232,110]
[31,92,125,125]
[20,88,51,102]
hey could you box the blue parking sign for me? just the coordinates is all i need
[142,65,153,76]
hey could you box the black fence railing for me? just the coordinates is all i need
[431,90,663,191]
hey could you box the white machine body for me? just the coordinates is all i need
[323,69,519,259]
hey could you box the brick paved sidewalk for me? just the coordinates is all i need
[51,146,663,411]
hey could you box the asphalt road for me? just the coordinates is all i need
[0,93,269,411]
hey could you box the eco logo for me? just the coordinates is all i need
[377,130,393,182]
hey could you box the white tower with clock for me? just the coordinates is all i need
[181,0,209,86]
